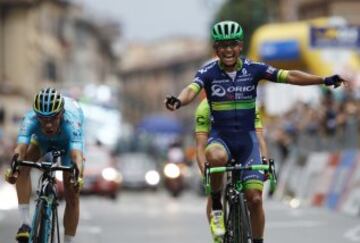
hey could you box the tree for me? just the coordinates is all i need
[213,0,278,53]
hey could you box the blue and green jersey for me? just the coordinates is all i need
[189,58,287,132]
[195,98,263,133]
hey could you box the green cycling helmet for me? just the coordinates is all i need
[211,21,244,42]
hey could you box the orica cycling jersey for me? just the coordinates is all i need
[195,98,263,133]
[189,58,288,132]
[17,97,85,165]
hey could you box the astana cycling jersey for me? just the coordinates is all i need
[195,98,263,133]
[17,97,84,165]
[189,58,288,132]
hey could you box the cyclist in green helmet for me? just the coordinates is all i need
[165,20,346,243]
[194,97,268,242]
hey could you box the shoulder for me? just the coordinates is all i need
[243,58,266,68]
[196,59,218,75]
[22,110,37,125]
[19,110,37,134]
[64,97,82,110]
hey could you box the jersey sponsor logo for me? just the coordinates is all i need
[196,115,206,126]
[236,77,252,82]
[211,84,256,97]
[266,66,276,75]
[213,79,230,84]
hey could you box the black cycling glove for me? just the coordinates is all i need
[165,95,182,110]
[324,74,343,88]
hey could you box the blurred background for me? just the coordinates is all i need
[0,0,359,242]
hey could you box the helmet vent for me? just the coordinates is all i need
[224,24,229,36]
[217,25,223,35]
[230,23,235,34]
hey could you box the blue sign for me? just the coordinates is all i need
[260,40,300,61]
[310,26,360,48]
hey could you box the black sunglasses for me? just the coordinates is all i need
[214,40,242,49]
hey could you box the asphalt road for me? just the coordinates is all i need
[1,186,360,243]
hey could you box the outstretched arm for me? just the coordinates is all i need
[165,86,199,111]
[178,86,198,106]
[286,70,324,85]
[286,70,346,87]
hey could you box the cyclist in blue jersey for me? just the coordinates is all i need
[5,88,85,243]
[165,20,346,243]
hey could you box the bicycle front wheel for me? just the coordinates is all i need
[238,193,252,243]
[224,185,242,243]
[224,194,252,243]
[31,199,45,243]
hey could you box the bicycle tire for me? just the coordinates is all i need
[42,199,56,243]
[223,186,231,243]
[224,185,240,243]
[50,205,60,243]
[238,193,252,243]
[31,199,45,243]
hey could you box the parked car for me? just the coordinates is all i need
[56,144,122,199]
[115,152,160,190]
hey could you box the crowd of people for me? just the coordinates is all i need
[266,85,360,163]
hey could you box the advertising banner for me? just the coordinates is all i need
[310,26,360,49]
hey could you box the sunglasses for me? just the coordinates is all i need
[36,113,62,123]
[214,40,242,49]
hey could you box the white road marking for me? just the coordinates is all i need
[344,225,360,242]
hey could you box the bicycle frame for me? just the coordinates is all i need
[12,150,76,243]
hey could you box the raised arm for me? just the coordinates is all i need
[165,86,199,111]
[286,70,346,87]
[286,70,323,85]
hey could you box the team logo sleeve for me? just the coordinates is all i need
[188,62,216,95]
[69,121,84,151]
[253,61,289,83]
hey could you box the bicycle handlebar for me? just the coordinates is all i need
[203,160,277,195]
[208,164,270,174]
[13,160,75,172]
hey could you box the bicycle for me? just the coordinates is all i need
[10,149,79,243]
[204,159,277,243]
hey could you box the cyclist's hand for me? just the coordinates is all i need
[324,74,346,88]
[4,168,18,184]
[5,154,20,184]
[262,157,270,181]
[164,95,181,111]
[74,177,84,192]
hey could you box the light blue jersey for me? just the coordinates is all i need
[17,97,85,165]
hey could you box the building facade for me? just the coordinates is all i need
[119,38,210,129]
